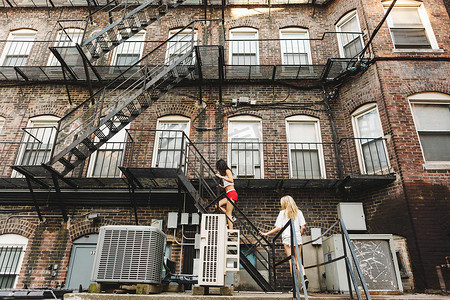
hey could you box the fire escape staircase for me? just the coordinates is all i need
[174,137,276,291]
[82,0,186,61]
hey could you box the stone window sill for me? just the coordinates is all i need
[423,162,450,170]
[393,49,444,54]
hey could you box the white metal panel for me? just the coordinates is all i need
[198,214,227,286]
[337,202,367,231]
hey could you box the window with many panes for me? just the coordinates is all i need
[229,28,259,65]
[409,93,450,169]
[352,104,390,174]
[48,29,83,66]
[383,0,438,50]
[336,11,364,58]
[0,29,36,66]
[15,115,59,170]
[87,123,129,178]
[228,115,263,178]
[113,31,145,66]
[166,29,196,65]
[153,116,190,168]
[280,27,312,65]
[286,116,325,179]
[0,234,28,289]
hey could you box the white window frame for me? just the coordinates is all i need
[0,29,37,66]
[47,28,84,66]
[280,27,312,65]
[351,104,391,174]
[0,234,28,289]
[0,116,5,134]
[87,123,129,178]
[152,115,191,168]
[286,115,326,179]
[12,115,59,178]
[383,0,439,50]
[229,27,259,65]
[165,28,197,65]
[408,92,450,170]
[227,115,264,178]
[336,10,364,58]
[111,30,146,66]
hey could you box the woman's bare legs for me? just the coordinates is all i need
[283,244,305,276]
[217,198,235,229]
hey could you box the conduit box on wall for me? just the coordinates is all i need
[337,202,366,231]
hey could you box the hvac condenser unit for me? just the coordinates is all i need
[198,214,240,286]
[91,225,166,284]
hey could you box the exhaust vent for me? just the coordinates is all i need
[91,225,166,284]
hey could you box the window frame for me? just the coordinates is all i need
[279,27,312,65]
[47,28,84,66]
[336,10,364,58]
[111,30,146,66]
[227,115,264,179]
[351,103,391,174]
[86,123,129,178]
[285,115,326,179]
[383,0,439,50]
[0,116,5,134]
[165,28,197,65]
[408,92,450,169]
[0,234,28,289]
[229,27,260,65]
[12,115,59,178]
[0,29,37,67]
[152,115,191,169]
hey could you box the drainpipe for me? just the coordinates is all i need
[321,85,344,181]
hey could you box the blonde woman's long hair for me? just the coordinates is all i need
[280,195,299,219]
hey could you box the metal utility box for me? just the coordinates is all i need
[337,202,367,231]
[91,226,166,284]
[323,234,403,293]
[198,214,239,286]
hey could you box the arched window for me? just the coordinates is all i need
[113,30,146,66]
[48,28,83,66]
[0,234,28,289]
[153,115,191,168]
[336,11,364,58]
[229,27,259,65]
[228,115,263,178]
[13,115,59,177]
[286,115,325,179]
[352,103,390,174]
[0,29,37,66]
[409,92,450,169]
[166,28,197,65]
[280,27,312,65]
[382,0,439,50]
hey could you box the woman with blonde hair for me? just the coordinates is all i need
[259,195,308,290]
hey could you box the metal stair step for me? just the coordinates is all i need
[136,95,150,108]
[94,128,108,140]
[70,147,87,160]
[58,157,75,170]
[116,110,131,122]
[126,103,139,115]
[105,120,119,132]
[81,138,98,151]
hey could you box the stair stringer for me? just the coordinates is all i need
[48,49,195,176]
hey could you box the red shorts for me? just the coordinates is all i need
[226,189,238,201]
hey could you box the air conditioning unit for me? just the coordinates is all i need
[91,225,166,284]
[198,214,239,286]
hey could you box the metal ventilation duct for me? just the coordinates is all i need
[91,225,166,284]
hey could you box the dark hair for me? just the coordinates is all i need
[216,159,230,176]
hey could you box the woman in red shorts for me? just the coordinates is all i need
[215,159,237,229]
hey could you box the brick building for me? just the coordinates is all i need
[0,0,448,294]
